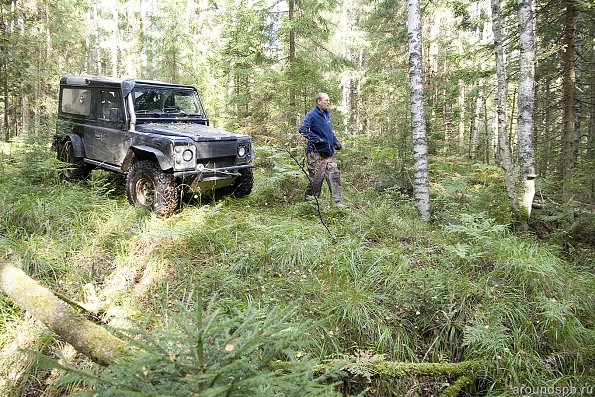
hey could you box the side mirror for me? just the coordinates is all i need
[109,108,120,123]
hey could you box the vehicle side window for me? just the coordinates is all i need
[99,89,122,121]
[61,88,92,116]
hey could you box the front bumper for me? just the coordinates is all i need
[173,163,254,179]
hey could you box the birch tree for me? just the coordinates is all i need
[490,0,521,223]
[406,0,430,221]
[516,0,536,220]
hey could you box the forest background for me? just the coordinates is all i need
[0,0,594,396]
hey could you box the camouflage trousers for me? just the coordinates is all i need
[305,151,342,202]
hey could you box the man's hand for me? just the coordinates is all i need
[334,143,342,150]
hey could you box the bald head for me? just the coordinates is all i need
[315,92,330,111]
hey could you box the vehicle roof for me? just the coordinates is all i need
[59,75,196,90]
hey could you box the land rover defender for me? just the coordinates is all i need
[53,76,254,217]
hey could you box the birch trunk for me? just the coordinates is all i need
[406,0,430,221]
[516,0,536,220]
[490,0,521,222]
[0,265,128,365]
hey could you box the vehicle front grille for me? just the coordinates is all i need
[200,157,236,169]
[195,141,237,158]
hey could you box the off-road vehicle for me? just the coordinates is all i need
[53,75,254,217]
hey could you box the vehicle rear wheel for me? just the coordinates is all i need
[126,160,178,217]
[57,139,90,181]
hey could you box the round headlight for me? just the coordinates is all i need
[238,146,246,157]
[182,149,193,161]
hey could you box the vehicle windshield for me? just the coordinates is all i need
[132,86,206,118]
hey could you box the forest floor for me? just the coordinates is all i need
[0,135,593,396]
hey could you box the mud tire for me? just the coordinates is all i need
[227,168,254,198]
[126,160,178,217]
[57,139,90,181]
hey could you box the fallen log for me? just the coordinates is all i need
[1,264,485,396]
[0,264,128,366]
[311,355,486,396]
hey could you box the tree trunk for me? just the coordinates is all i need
[288,0,297,128]
[0,265,128,366]
[573,10,582,163]
[588,46,595,162]
[491,0,521,223]
[111,4,118,77]
[516,0,536,221]
[93,0,102,75]
[458,81,466,155]
[1,29,7,141]
[538,79,552,176]
[562,1,577,199]
[508,87,516,162]
[470,91,481,161]
[406,0,430,221]
[1,2,11,141]
[484,97,490,164]
[20,84,28,139]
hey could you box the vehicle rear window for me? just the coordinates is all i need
[61,88,92,116]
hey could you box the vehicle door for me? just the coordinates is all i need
[85,88,130,166]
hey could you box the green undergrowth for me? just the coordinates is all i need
[0,136,593,396]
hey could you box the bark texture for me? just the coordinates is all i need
[490,0,521,223]
[516,0,536,220]
[562,0,577,199]
[406,0,430,221]
[0,265,128,366]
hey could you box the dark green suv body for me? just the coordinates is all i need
[53,75,254,217]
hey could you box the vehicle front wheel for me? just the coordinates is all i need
[57,139,90,181]
[228,168,254,198]
[126,160,178,217]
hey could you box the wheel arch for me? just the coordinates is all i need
[59,134,85,158]
[121,145,173,172]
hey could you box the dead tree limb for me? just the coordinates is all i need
[311,358,486,397]
[0,264,128,366]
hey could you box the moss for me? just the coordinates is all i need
[369,360,485,378]
[1,265,129,366]
[440,374,474,397]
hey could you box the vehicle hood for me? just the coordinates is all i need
[136,122,246,142]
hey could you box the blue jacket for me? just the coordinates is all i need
[298,106,340,156]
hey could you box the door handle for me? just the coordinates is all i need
[95,134,101,140]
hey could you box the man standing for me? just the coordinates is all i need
[298,92,347,208]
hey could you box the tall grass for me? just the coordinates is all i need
[1,138,593,396]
